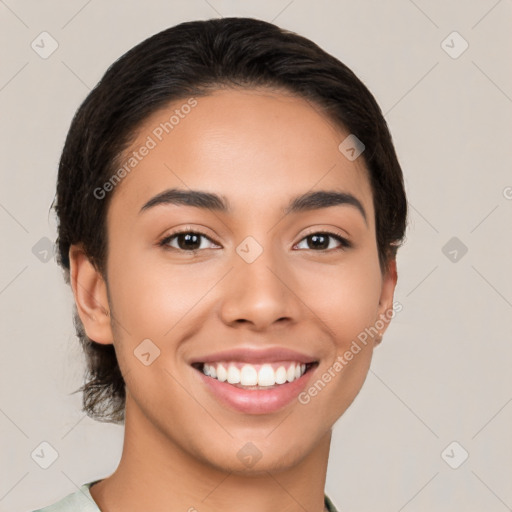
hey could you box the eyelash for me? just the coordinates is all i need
[158,228,351,253]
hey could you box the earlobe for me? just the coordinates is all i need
[375,258,398,345]
[69,245,113,345]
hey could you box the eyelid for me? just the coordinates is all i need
[299,225,349,238]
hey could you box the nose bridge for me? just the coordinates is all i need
[236,238,282,291]
[235,234,287,299]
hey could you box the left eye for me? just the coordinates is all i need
[295,232,350,251]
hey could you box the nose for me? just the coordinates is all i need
[218,243,301,332]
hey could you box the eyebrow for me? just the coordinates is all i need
[140,188,367,222]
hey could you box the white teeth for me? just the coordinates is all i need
[240,365,258,386]
[258,364,275,386]
[216,364,227,382]
[227,365,241,384]
[201,361,309,387]
[275,366,287,384]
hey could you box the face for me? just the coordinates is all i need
[72,88,397,474]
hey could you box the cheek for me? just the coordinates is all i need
[295,261,382,423]
[106,248,211,339]
[299,255,383,348]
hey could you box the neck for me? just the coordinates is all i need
[90,394,331,512]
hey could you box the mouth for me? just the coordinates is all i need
[191,360,318,390]
[190,349,319,414]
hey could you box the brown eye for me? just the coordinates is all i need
[160,231,219,252]
[295,232,351,251]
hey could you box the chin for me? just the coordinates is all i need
[196,433,318,476]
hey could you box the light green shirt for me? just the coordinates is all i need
[31,480,102,512]
[31,480,339,511]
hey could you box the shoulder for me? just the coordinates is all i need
[30,481,101,512]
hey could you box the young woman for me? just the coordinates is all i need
[34,17,407,512]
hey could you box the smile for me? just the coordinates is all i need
[190,347,319,414]
[198,361,313,388]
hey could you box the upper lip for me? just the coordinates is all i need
[190,347,317,365]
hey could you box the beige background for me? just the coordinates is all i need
[1,1,511,511]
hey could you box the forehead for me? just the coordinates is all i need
[108,88,374,224]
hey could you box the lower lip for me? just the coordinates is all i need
[195,366,316,414]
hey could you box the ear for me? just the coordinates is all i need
[374,258,398,346]
[69,244,113,345]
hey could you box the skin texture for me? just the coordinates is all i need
[70,88,397,512]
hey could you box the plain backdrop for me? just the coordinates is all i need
[1,1,511,511]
